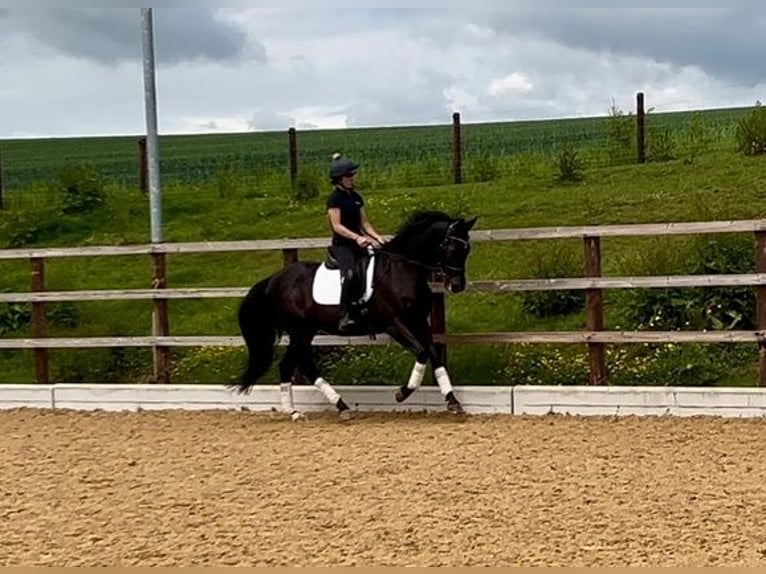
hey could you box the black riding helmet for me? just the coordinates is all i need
[329,152,359,183]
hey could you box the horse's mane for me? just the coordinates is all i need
[385,210,454,253]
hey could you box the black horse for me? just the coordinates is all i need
[233,210,477,419]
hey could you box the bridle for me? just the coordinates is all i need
[438,234,469,275]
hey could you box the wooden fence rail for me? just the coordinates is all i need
[3,217,766,385]
[3,218,766,262]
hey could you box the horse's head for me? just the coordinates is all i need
[437,216,477,293]
[385,210,478,293]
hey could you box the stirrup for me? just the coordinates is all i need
[338,315,357,332]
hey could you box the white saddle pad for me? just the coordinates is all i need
[312,255,376,306]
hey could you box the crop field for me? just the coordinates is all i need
[0,105,751,198]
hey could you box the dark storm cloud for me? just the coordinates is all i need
[0,7,259,65]
[478,7,766,86]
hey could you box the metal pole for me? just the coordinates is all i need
[141,9,170,382]
[141,8,162,243]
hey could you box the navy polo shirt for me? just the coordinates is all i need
[326,186,364,248]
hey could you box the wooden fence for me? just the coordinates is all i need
[2,217,766,386]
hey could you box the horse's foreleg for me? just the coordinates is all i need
[433,365,463,414]
[389,318,464,413]
[389,319,430,403]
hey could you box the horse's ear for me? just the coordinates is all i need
[464,216,478,230]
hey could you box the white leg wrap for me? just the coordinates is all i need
[314,377,341,405]
[280,383,304,420]
[434,366,453,396]
[280,382,295,414]
[407,361,427,390]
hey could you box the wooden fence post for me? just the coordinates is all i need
[636,92,646,164]
[151,252,170,384]
[584,236,607,384]
[755,231,766,386]
[282,248,298,267]
[288,128,298,190]
[138,137,148,195]
[452,112,463,184]
[30,257,49,384]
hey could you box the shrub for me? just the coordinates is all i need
[0,302,30,335]
[467,152,499,183]
[0,300,79,335]
[735,101,766,156]
[214,168,239,198]
[679,112,712,164]
[58,164,106,215]
[647,126,676,162]
[605,101,635,165]
[554,143,584,183]
[614,233,755,332]
[293,167,323,202]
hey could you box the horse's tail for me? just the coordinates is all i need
[234,275,278,393]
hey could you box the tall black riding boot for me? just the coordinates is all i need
[338,273,358,332]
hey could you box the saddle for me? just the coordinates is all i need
[311,246,376,308]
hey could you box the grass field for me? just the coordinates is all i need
[1,103,765,387]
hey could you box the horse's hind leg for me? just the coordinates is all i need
[293,335,353,420]
[278,343,305,422]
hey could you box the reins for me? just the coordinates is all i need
[373,247,444,273]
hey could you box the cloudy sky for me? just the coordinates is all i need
[0,3,764,139]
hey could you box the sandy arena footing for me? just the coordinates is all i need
[2,408,766,566]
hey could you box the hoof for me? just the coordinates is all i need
[447,401,466,415]
[395,386,413,403]
[339,409,355,421]
[291,411,306,422]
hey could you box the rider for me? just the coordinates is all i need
[325,152,385,332]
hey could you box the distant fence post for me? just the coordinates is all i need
[584,236,607,384]
[151,252,170,384]
[0,149,5,210]
[288,127,298,190]
[452,112,463,184]
[636,92,646,164]
[138,137,148,195]
[30,258,49,384]
[756,231,766,386]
